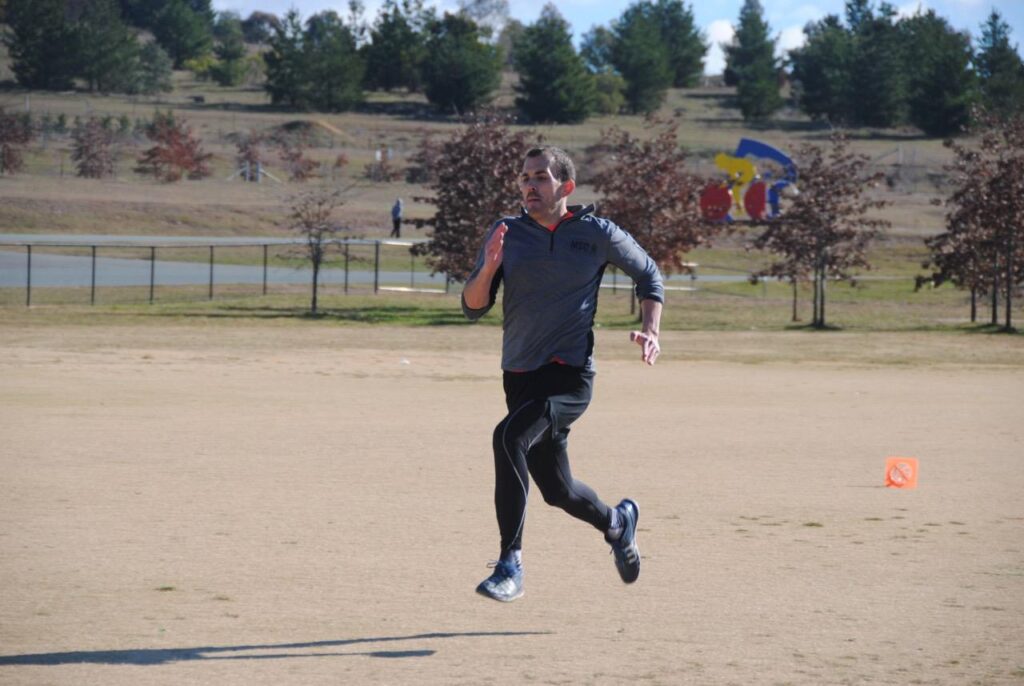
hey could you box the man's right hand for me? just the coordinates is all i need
[483,222,508,273]
[462,223,507,310]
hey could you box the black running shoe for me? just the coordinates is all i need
[607,499,640,583]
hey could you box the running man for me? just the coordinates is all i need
[462,146,664,602]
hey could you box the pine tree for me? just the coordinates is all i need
[264,10,309,108]
[610,5,673,114]
[976,10,1024,118]
[363,0,426,92]
[421,13,501,114]
[513,4,596,124]
[303,11,364,112]
[651,0,706,88]
[848,3,905,127]
[211,12,248,86]
[725,0,782,121]
[901,10,977,137]
[77,0,142,93]
[152,0,213,67]
[3,0,80,90]
[136,42,174,95]
[790,15,854,124]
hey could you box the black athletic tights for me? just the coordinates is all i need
[492,363,612,554]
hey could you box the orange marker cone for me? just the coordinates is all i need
[885,457,919,489]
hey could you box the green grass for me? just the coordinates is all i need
[3,280,1018,334]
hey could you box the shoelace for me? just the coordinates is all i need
[485,559,521,577]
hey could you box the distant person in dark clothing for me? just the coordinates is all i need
[390,198,403,238]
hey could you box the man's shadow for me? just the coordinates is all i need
[0,631,550,666]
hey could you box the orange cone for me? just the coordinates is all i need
[885,457,919,489]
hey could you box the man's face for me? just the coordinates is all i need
[519,154,573,220]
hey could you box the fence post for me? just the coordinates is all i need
[90,246,97,305]
[25,245,31,307]
[149,246,156,304]
[374,241,380,294]
[208,246,214,300]
[344,243,350,294]
[262,244,268,296]
[410,250,415,288]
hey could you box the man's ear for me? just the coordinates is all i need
[560,178,576,199]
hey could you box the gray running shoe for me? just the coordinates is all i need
[607,499,640,583]
[476,559,524,602]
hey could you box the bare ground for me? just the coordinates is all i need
[1,323,1022,685]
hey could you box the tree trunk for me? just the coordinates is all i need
[1006,240,1015,331]
[791,278,799,322]
[970,286,977,323]
[812,266,820,327]
[819,271,827,328]
[991,264,999,326]
[311,260,320,314]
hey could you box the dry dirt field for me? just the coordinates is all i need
[1,322,1022,685]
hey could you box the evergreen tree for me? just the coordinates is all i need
[304,11,364,111]
[725,0,782,121]
[241,11,282,44]
[4,0,80,90]
[651,0,706,87]
[264,9,309,108]
[848,3,905,127]
[152,0,213,67]
[790,15,854,124]
[610,5,673,113]
[902,11,977,137]
[421,13,501,114]
[136,41,174,95]
[363,0,426,92]
[513,4,596,124]
[211,11,247,86]
[580,26,615,74]
[976,10,1024,117]
[77,0,142,93]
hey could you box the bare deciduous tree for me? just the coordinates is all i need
[0,108,34,176]
[591,115,710,275]
[752,134,889,329]
[71,117,117,178]
[288,184,352,314]
[135,112,212,182]
[412,117,539,281]
[923,110,1024,331]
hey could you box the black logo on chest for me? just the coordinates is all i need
[570,239,597,255]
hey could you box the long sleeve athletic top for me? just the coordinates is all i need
[462,204,664,372]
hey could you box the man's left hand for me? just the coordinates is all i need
[630,331,660,366]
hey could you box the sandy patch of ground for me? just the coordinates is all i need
[1,324,1022,685]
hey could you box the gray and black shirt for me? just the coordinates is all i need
[462,204,664,372]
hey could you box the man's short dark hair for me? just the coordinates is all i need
[526,146,576,183]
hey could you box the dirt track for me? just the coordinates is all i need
[1,324,1022,685]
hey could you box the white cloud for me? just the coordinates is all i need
[705,19,735,76]
[777,25,806,58]
[897,1,930,19]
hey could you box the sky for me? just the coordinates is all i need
[212,0,1024,75]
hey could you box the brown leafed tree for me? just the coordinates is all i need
[71,117,117,178]
[923,110,1024,331]
[591,116,710,275]
[288,184,352,314]
[412,117,540,281]
[277,138,320,182]
[0,108,34,176]
[135,113,213,182]
[751,134,889,329]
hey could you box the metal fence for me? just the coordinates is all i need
[0,237,453,306]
